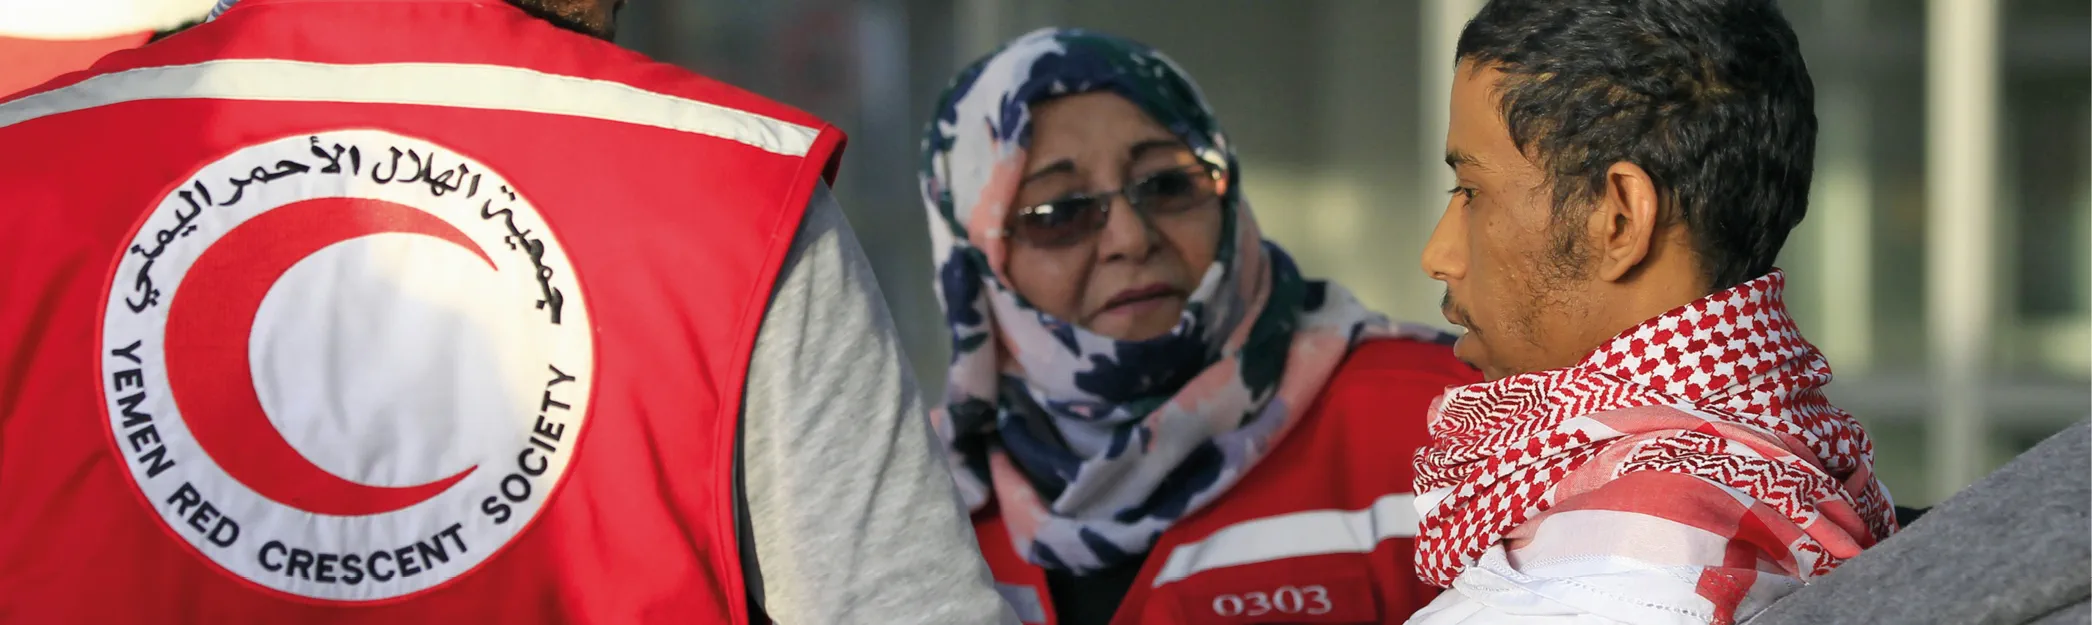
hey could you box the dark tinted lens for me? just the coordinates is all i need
[1013,197,1106,247]
[1131,168,1214,214]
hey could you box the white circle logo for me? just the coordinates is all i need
[97,130,595,602]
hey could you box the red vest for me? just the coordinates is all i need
[974,339,1480,625]
[0,2,843,623]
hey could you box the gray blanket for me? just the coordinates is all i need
[1750,420,2090,625]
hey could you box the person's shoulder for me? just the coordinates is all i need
[542,42,833,132]
[513,30,843,176]
[1328,335,1481,390]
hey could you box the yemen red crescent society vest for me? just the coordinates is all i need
[0,1,845,622]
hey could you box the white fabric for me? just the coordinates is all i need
[1507,509,1739,570]
[1409,545,1711,625]
[1404,528,1799,625]
[0,60,820,157]
[1152,493,1417,586]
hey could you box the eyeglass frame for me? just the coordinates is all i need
[984,161,1230,247]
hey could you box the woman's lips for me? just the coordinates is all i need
[1097,285,1183,317]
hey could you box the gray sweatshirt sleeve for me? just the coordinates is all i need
[739,182,1017,625]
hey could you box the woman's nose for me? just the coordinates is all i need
[1095,195,1160,263]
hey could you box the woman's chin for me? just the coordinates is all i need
[1086,299,1186,341]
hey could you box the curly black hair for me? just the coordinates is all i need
[1457,0,1815,291]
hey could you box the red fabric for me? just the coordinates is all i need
[1411,272,1897,595]
[976,338,1480,625]
[0,1,842,622]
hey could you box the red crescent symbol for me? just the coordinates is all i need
[165,197,493,517]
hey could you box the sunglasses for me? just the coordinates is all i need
[996,163,1224,249]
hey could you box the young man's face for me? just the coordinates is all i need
[1422,63,1598,381]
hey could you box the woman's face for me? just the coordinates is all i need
[1005,92,1226,341]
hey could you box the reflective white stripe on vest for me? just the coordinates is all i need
[0,60,818,156]
[1152,493,1418,587]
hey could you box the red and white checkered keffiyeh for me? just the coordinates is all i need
[1412,271,1898,596]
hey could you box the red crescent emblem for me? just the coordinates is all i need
[164,197,492,517]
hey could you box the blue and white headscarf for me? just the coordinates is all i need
[920,27,1442,573]
[206,0,238,20]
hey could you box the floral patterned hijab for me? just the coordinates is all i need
[920,27,1443,573]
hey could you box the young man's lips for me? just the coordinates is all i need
[1440,302,1474,331]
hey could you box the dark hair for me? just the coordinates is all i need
[148,19,204,43]
[1457,0,1815,291]
[507,0,618,40]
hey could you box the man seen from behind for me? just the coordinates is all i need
[0,0,1015,623]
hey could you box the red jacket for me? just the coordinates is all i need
[974,338,1481,625]
[0,1,842,622]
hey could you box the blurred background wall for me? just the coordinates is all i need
[615,0,2091,506]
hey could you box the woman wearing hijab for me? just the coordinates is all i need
[920,28,1482,625]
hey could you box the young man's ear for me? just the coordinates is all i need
[1586,161,1662,282]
